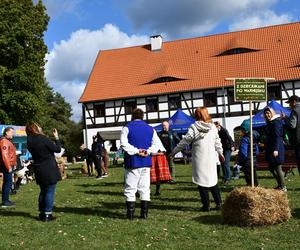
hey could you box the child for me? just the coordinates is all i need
[236,120,259,186]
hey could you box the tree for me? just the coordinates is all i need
[0,0,84,159]
[42,85,83,159]
[0,0,49,124]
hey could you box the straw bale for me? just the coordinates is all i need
[222,186,291,226]
[81,162,88,174]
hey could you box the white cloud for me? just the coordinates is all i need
[126,0,278,37]
[38,0,83,18]
[45,24,149,121]
[229,10,294,31]
[55,82,86,122]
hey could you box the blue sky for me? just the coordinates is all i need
[42,0,300,121]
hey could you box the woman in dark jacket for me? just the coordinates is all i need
[26,122,62,221]
[263,107,286,191]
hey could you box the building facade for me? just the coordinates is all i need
[80,23,300,149]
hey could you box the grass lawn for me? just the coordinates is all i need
[1,162,300,250]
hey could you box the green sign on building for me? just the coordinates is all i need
[234,79,267,101]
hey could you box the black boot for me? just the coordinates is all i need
[140,200,149,219]
[41,213,55,222]
[126,201,135,220]
[39,213,45,221]
[155,184,161,196]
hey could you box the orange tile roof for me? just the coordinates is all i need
[80,22,300,103]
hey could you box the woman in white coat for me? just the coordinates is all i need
[170,107,224,211]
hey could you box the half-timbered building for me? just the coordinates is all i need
[79,22,300,148]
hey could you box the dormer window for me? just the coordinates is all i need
[147,76,184,84]
[216,47,260,56]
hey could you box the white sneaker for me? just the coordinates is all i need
[280,186,287,192]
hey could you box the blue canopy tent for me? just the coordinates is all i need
[154,109,195,133]
[234,100,291,148]
[251,100,291,128]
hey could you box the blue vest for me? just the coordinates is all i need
[124,120,154,169]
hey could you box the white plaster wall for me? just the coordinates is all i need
[182,100,192,109]
[106,108,114,116]
[137,104,146,111]
[193,99,203,107]
[95,117,105,124]
[159,103,168,110]
[159,111,169,119]
[207,107,216,114]
[106,117,115,123]
[148,112,158,119]
[86,119,93,125]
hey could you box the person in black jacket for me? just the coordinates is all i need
[26,122,62,222]
[282,95,300,174]
[214,121,235,183]
[264,107,286,191]
[91,132,104,179]
[158,121,180,183]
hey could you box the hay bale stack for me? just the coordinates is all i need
[222,187,291,226]
[81,162,88,174]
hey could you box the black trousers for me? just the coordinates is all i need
[198,185,221,209]
[295,145,300,174]
[92,155,102,177]
[86,159,93,175]
[269,163,285,188]
[243,161,258,186]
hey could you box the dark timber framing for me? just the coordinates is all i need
[82,80,300,129]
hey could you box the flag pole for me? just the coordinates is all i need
[250,100,254,187]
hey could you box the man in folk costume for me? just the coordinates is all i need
[120,108,161,220]
[0,127,17,207]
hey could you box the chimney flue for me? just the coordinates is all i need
[150,35,162,51]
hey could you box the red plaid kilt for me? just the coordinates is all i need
[150,154,171,184]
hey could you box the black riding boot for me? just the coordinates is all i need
[140,200,149,219]
[126,201,135,220]
[155,184,161,195]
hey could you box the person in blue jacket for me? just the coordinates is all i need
[120,108,161,220]
[237,119,259,186]
[264,107,286,191]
